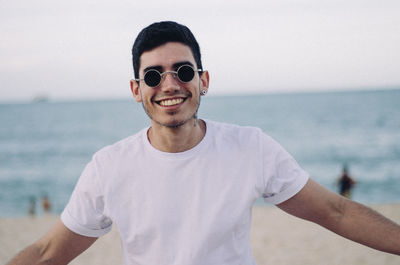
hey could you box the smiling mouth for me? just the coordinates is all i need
[156,98,186,107]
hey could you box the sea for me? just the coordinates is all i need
[1,89,400,217]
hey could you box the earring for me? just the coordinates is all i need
[201,90,207,96]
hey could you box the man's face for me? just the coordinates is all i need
[131,42,209,128]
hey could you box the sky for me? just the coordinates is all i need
[1,0,400,102]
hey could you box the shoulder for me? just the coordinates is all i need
[93,128,148,162]
[204,120,282,156]
[205,119,263,138]
[205,119,277,146]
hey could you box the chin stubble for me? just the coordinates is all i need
[140,94,201,129]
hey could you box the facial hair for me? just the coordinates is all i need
[140,89,201,129]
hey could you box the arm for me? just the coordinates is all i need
[277,178,400,255]
[7,220,97,265]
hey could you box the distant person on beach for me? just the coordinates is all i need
[337,165,356,198]
[7,21,400,265]
[41,194,51,213]
[28,196,36,217]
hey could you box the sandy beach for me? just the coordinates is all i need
[1,204,399,265]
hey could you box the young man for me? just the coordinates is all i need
[7,21,400,265]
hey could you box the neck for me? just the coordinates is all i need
[147,119,206,153]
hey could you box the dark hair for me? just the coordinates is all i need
[132,21,203,79]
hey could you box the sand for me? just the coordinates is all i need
[1,204,399,265]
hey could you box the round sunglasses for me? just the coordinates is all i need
[136,65,203,88]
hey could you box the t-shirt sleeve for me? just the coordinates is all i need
[260,133,309,205]
[61,157,112,237]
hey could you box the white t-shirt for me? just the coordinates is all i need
[61,120,309,265]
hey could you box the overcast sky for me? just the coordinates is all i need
[1,0,399,102]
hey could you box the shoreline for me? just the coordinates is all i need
[1,204,399,264]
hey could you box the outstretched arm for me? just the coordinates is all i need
[277,178,400,255]
[7,220,97,265]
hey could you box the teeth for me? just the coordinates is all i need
[159,98,184,106]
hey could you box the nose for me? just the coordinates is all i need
[159,71,180,92]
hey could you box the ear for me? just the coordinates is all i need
[199,71,210,94]
[130,79,142,102]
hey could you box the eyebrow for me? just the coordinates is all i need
[142,61,195,74]
[143,65,163,74]
[172,61,194,69]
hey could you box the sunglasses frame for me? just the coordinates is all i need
[135,64,203,88]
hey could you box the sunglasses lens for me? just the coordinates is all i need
[177,65,195,83]
[144,70,161,87]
